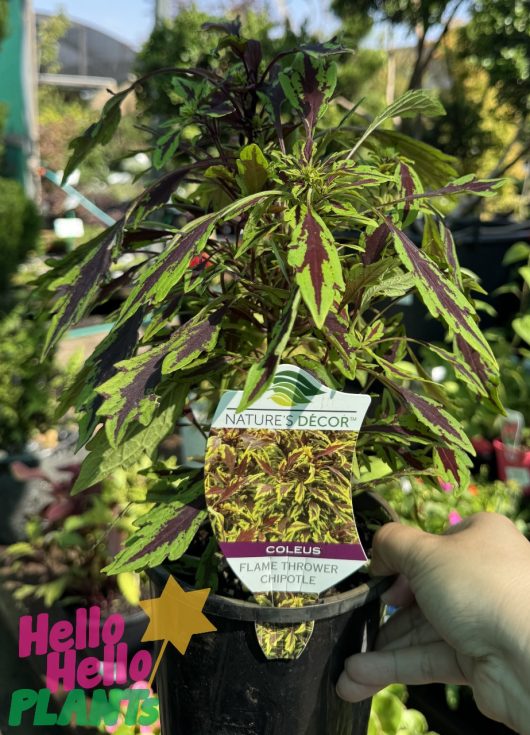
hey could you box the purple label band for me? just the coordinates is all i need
[219,541,367,561]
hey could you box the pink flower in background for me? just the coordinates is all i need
[104,717,124,734]
[448,510,462,526]
[439,480,453,493]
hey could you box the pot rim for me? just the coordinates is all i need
[147,565,392,622]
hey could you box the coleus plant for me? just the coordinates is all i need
[36,22,503,580]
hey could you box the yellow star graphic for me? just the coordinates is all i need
[139,577,216,686]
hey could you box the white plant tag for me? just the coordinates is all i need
[204,365,371,596]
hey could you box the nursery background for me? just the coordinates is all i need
[0,0,529,733]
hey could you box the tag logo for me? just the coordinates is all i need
[270,368,324,407]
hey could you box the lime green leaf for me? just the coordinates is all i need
[518,265,530,288]
[513,315,530,345]
[117,572,141,605]
[502,241,530,265]
[236,144,269,194]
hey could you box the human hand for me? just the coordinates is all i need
[337,512,530,734]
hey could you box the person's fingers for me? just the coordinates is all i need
[380,573,415,607]
[376,604,429,649]
[336,641,468,703]
[377,619,441,652]
[370,522,437,578]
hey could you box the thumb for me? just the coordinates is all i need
[370,522,436,578]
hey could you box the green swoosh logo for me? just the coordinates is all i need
[270,369,324,407]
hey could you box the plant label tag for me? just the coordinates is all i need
[204,365,371,595]
[500,409,525,451]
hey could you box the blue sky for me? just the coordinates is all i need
[34,0,341,50]
[34,0,468,51]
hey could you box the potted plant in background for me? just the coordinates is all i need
[35,22,502,735]
[0,462,150,702]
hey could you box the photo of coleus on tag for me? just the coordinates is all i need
[204,365,371,659]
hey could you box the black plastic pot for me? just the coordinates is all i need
[148,493,396,735]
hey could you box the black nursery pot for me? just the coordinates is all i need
[148,493,395,735]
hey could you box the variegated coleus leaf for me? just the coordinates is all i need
[421,216,463,290]
[56,309,146,449]
[40,222,122,357]
[454,335,503,410]
[104,484,207,574]
[279,53,337,161]
[238,290,301,411]
[397,161,423,226]
[433,446,472,490]
[420,342,490,398]
[369,129,458,191]
[72,385,187,494]
[96,308,224,445]
[388,381,474,454]
[287,204,344,329]
[117,191,279,325]
[125,162,211,227]
[323,302,357,379]
[394,175,500,210]
[362,223,390,266]
[63,89,130,182]
[387,221,497,378]
[258,65,287,153]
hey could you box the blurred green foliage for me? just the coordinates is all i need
[135,5,314,117]
[4,462,150,609]
[0,177,40,294]
[0,0,7,45]
[370,684,438,735]
[0,305,57,452]
[462,0,530,115]
[385,476,524,535]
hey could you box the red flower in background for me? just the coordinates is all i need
[189,252,213,270]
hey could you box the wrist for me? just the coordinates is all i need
[493,577,530,733]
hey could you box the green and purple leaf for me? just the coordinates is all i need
[41,222,121,357]
[97,309,224,444]
[118,192,278,325]
[238,289,301,411]
[287,204,344,328]
[433,446,472,490]
[117,213,219,325]
[72,385,187,494]
[454,336,502,410]
[103,486,207,574]
[60,309,146,448]
[391,382,474,454]
[63,89,130,182]
[323,302,356,379]
[279,53,336,160]
[362,223,390,265]
[387,220,496,373]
